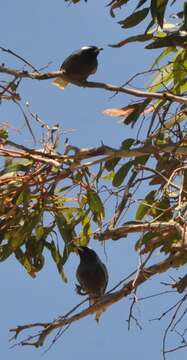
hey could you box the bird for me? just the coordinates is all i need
[76,246,108,321]
[52,45,103,90]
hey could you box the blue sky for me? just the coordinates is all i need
[1,1,186,360]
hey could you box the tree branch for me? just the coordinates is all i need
[94,221,178,241]
[1,65,187,105]
[10,250,187,348]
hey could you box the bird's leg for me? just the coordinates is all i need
[75,284,88,296]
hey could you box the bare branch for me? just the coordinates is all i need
[10,250,187,348]
[1,65,187,105]
[94,221,178,241]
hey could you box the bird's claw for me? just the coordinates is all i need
[75,284,87,296]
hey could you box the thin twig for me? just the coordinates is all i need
[0,46,39,73]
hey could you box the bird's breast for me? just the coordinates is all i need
[76,261,108,296]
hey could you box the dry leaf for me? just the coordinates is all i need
[103,105,138,118]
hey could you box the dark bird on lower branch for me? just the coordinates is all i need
[76,246,108,321]
[52,45,103,90]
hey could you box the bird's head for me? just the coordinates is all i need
[77,246,98,262]
[80,46,103,56]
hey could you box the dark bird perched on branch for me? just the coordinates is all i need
[52,45,103,90]
[76,246,108,321]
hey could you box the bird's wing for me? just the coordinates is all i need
[97,258,109,293]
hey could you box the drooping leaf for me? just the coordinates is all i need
[102,171,115,181]
[136,190,157,220]
[180,2,187,31]
[148,62,174,92]
[105,157,121,171]
[150,47,176,69]
[14,248,37,277]
[151,0,169,28]
[0,244,13,262]
[109,33,153,48]
[133,155,149,166]
[79,215,92,245]
[135,231,160,251]
[158,111,187,134]
[48,240,67,282]
[150,195,172,221]
[108,0,130,17]
[119,7,150,28]
[146,33,187,49]
[55,212,76,245]
[87,189,105,221]
[112,161,133,187]
[173,50,187,94]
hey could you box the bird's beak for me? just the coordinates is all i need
[95,48,103,54]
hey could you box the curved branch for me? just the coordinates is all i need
[84,81,187,105]
[10,250,186,348]
[1,65,187,105]
[94,221,179,241]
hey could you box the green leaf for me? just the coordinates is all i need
[151,0,169,28]
[120,138,135,150]
[146,34,187,49]
[109,0,130,17]
[33,254,45,271]
[135,231,160,251]
[0,244,13,261]
[14,248,37,276]
[136,190,156,220]
[151,196,172,221]
[49,241,68,282]
[0,128,8,139]
[150,47,176,69]
[133,155,149,166]
[35,226,44,239]
[158,111,187,134]
[119,8,150,28]
[0,159,33,175]
[105,157,121,171]
[173,50,187,93]
[110,33,153,48]
[112,161,133,187]
[102,171,115,181]
[181,2,187,31]
[148,62,173,91]
[65,0,80,3]
[79,215,92,245]
[22,256,33,273]
[9,230,26,250]
[55,213,76,245]
[87,189,105,220]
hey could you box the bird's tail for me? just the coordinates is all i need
[89,298,105,323]
[52,77,69,90]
